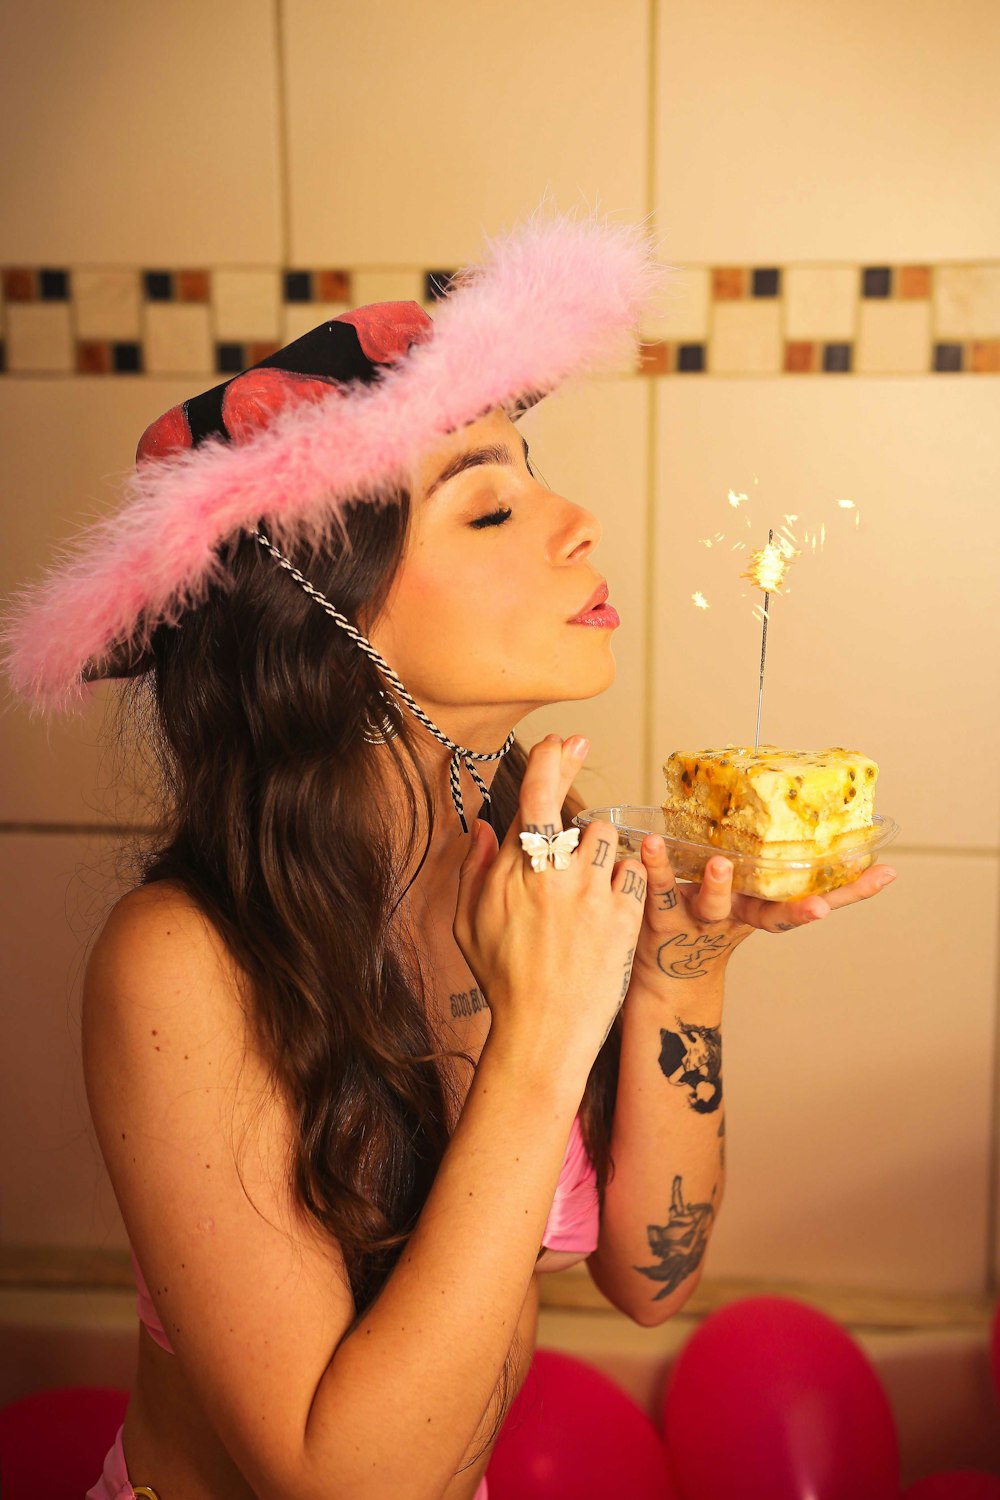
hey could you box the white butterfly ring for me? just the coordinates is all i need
[518,826,581,873]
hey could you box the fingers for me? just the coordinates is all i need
[690,855,734,923]
[638,835,680,915]
[502,732,588,871]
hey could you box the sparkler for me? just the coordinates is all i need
[741,530,799,752]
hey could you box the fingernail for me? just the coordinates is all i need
[709,859,730,878]
[544,733,561,744]
[645,835,664,853]
[567,736,589,757]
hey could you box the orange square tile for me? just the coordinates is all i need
[898,265,931,299]
[3,269,35,301]
[176,269,209,301]
[248,340,281,363]
[77,340,110,374]
[784,340,816,372]
[315,270,350,301]
[970,340,1000,372]
[638,340,670,374]
[712,267,745,299]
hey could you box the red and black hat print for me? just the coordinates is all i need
[136,302,434,464]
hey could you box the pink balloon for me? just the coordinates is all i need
[487,1348,678,1500]
[902,1474,1000,1500]
[662,1296,899,1500]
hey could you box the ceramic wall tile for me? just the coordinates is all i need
[284,0,648,265]
[71,271,142,342]
[643,267,711,342]
[703,851,997,1296]
[655,0,1000,261]
[784,268,857,340]
[0,832,130,1248]
[856,301,932,374]
[347,269,425,310]
[211,270,282,341]
[650,378,1000,849]
[0,2,281,265]
[0,378,190,824]
[5,305,73,373]
[935,267,1000,339]
[710,302,783,374]
[143,304,213,375]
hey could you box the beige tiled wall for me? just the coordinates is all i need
[1,1,997,1331]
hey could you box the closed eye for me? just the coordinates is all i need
[470,506,513,530]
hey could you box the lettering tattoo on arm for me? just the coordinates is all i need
[598,945,635,1050]
[657,1021,723,1113]
[450,986,490,1020]
[633,1173,717,1300]
[656,931,732,980]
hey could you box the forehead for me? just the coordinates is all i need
[410,406,523,498]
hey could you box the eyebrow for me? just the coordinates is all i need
[425,434,531,500]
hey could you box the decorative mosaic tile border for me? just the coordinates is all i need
[1,263,997,377]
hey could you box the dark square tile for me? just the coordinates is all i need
[284,271,312,302]
[216,342,245,373]
[933,342,964,372]
[144,271,173,301]
[862,266,892,298]
[425,270,457,302]
[39,268,69,300]
[112,341,143,373]
[677,342,705,372]
[751,268,781,297]
[822,342,853,372]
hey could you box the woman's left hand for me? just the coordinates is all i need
[628,836,898,990]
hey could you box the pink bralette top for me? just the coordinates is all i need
[131,1112,599,1354]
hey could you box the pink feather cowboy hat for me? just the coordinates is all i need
[1,211,661,716]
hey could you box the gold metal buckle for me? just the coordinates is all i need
[132,1488,162,1499]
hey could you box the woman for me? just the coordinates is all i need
[1,214,894,1499]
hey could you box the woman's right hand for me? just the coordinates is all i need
[453,733,647,1073]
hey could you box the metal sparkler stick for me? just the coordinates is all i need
[753,528,773,753]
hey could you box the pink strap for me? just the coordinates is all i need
[539,1114,600,1254]
[129,1244,174,1353]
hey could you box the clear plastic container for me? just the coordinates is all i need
[570,805,900,901]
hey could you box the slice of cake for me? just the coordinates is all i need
[660,744,879,898]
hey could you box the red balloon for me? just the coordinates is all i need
[0,1386,129,1499]
[487,1348,678,1500]
[661,1296,899,1500]
[902,1474,1000,1500]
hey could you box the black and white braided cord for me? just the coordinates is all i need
[254,529,515,833]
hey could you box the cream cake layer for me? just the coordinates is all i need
[661,744,878,856]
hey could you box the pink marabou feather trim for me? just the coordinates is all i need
[1,211,662,715]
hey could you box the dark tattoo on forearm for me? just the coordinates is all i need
[657,1021,723,1113]
[717,1113,726,1169]
[450,986,490,1020]
[658,885,679,911]
[633,1174,717,1300]
[656,931,732,980]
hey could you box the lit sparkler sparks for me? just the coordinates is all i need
[740,533,799,594]
[692,592,710,610]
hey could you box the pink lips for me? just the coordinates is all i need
[569,580,620,628]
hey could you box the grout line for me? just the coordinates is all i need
[986,863,1000,1299]
[273,0,292,270]
[641,0,658,803]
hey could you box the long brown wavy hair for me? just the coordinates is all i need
[108,484,622,1464]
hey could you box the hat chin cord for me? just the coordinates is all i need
[254,529,516,834]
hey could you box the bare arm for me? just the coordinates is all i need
[83,885,587,1500]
